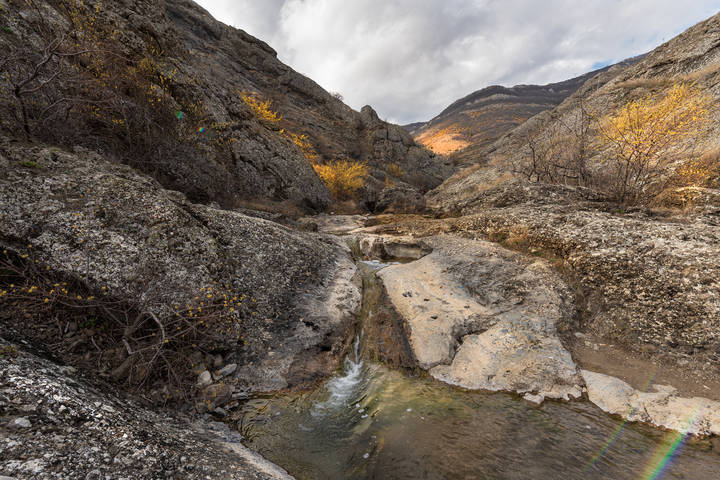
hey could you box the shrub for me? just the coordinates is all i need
[597,83,711,204]
[386,162,405,178]
[0,248,249,399]
[312,160,369,199]
[241,92,281,125]
[287,131,319,162]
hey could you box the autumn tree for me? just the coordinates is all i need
[597,83,711,204]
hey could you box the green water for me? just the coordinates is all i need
[243,261,720,479]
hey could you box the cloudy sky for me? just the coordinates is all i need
[195,0,720,124]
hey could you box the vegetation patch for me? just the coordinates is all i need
[0,247,251,401]
[312,160,369,200]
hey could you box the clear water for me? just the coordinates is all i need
[243,261,720,480]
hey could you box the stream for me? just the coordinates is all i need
[243,258,720,479]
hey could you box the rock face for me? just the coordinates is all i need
[375,235,583,401]
[0,141,361,392]
[0,0,449,211]
[371,198,720,381]
[583,370,720,436]
[0,339,293,479]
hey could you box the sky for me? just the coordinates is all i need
[195,0,720,124]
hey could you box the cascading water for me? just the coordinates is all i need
[242,258,720,479]
[311,333,365,416]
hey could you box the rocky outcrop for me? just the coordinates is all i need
[373,235,583,401]
[0,338,294,479]
[0,1,449,211]
[583,370,720,436]
[0,141,361,393]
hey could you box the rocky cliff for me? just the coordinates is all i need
[0,0,448,212]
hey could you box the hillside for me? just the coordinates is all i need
[404,69,608,165]
[430,12,720,213]
[0,0,448,213]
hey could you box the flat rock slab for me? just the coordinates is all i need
[583,370,720,436]
[377,235,582,400]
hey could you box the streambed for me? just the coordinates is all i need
[242,260,720,479]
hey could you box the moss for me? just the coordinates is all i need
[20,161,39,169]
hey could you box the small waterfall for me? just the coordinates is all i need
[312,333,365,415]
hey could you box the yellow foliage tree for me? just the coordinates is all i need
[597,83,711,204]
[313,160,369,199]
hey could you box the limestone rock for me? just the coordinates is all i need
[197,371,212,388]
[377,235,582,401]
[0,340,292,479]
[583,370,720,436]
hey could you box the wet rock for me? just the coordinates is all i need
[583,370,720,436]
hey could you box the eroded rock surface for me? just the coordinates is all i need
[583,370,720,436]
[0,339,293,479]
[0,143,361,392]
[376,235,582,400]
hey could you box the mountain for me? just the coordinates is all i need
[0,0,448,213]
[404,69,609,165]
[429,12,720,213]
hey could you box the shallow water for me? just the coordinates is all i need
[244,261,720,480]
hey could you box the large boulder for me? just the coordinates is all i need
[0,141,361,392]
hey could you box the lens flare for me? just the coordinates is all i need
[198,126,205,133]
[641,406,700,480]
[175,111,185,120]
[583,368,658,472]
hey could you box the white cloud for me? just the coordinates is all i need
[195,0,720,123]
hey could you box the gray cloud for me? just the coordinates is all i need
[196,0,720,123]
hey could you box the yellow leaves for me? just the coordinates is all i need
[241,92,281,125]
[597,82,711,202]
[386,163,405,179]
[289,132,319,161]
[313,160,369,200]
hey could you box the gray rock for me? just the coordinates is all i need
[0,341,291,479]
[0,145,361,392]
[582,370,720,436]
[217,363,237,378]
[197,371,212,388]
[8,417,31,429]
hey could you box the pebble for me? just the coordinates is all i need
[9,417,31,429]
[217,363,237,378]
[196,371,212,388]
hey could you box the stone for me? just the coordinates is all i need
[583,370,720,436]
[0,145,361,392]
[377,235,582,401]
[523,393,545,405]
[8,417,31,429]
[196,371,212,388]
[217,364,237,378]
[201,384,233,408]
[0,341,292,478]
